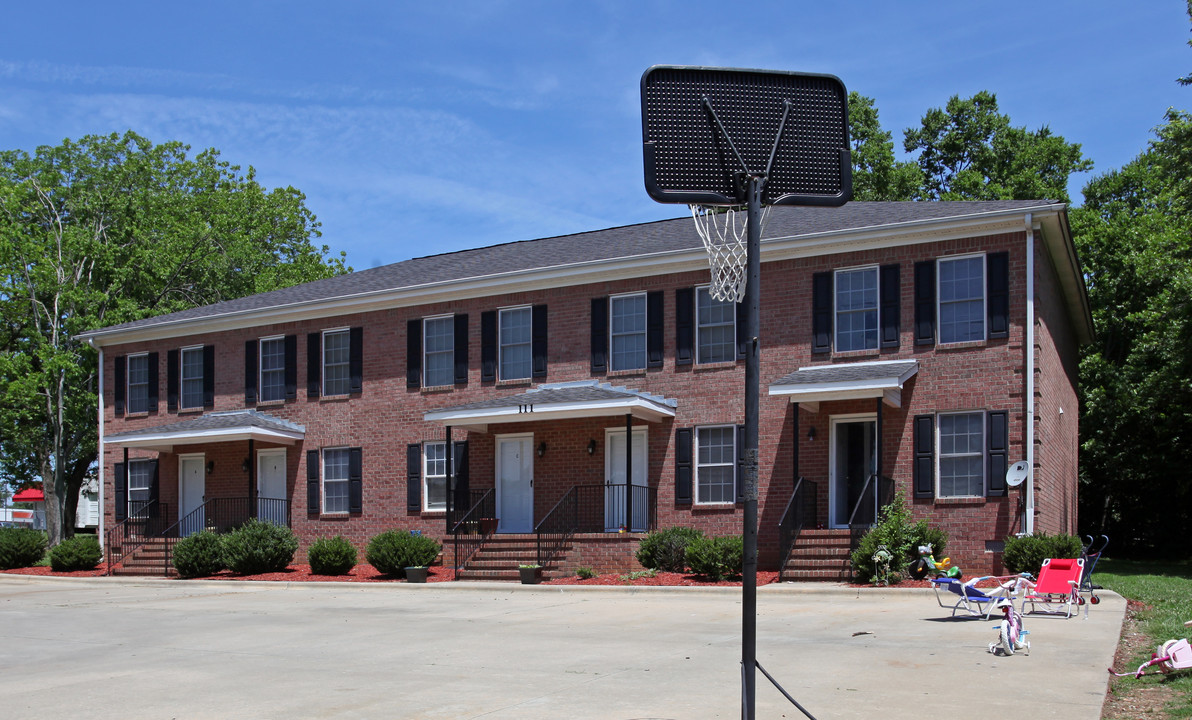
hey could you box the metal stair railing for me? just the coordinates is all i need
[104,500,168,576]
[450,489,495,580]
[776,477,816,583]
[846,474,895,540]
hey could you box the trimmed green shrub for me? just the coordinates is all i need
[365,531,441,577]
[685,535,743,581]
[48,535,102,572]
[636,526,705,572]
[1003,532,1082,576]
[172,531,226,578]
[576,566,597,580]
[221,519,299,575]
[0,527,47,570]
[850,496,948,583]
[308,535,357,575]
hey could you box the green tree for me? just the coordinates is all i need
[903,90,1092,202]
[0,131,347,544]
[847,92,921,201]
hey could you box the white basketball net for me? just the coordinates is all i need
[689,204,770,303]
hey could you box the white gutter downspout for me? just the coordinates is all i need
[90,339,105,548]
[1024,215,1036,535]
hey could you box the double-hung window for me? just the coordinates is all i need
[938,412,984,497]
[423,316,454,387]
[259,337,286,402]
[179,347,204,410]
[322,448,350,514]
[423,442,448,511]
[695,425,736,504]
[938,255,985,343]
[610,293,646,371]
[127,459,152,515]
[696,287,735,363]
[499,306,532,380]
[127,354,149,413]
[835,267,878,352]
[322,329,351,396]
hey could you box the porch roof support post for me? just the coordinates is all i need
[792,402,800,485]
[123,446,129,517]
[875,398,883,515]
[624,413,632,531]
[248,438,256,519]
[445,425,453,536]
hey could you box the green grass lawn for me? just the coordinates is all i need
[1096,558,1192,718]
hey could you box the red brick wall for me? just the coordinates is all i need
[100,228,1080,576]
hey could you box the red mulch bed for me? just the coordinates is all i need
[1,564,111,578]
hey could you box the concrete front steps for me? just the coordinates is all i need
[781,528,854,582]
[109,537,177,578]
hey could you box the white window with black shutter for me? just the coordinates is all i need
[916,252,1008,346]
[423,441,448,511]
[938,255,986,344]
[499,306,532,380]
[814,265,901,354]
[259,336,286,402]
[913,409,1010,500]
[126,353,153,414]
[834,266,878,352]
[179,346,204,409]
[311,447,362,515]
[696,287,736,364]
[114,458,159,521]
[322,328,351,396]
[423,316,455,387]
[695,425,737,505]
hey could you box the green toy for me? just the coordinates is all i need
[910,543,961,580]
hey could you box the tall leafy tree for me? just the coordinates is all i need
[903,91,1092,202]
[0,131,347,544]
[848,92,921,201]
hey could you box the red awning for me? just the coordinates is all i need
[11,487,45,503]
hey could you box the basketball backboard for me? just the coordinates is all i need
[641,65,851,207]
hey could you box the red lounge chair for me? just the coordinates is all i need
[1023,557,1084,618]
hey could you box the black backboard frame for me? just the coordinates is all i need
[641,65,851,207]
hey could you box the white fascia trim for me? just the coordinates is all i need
[82,205,1067,347]
[424,397,676,426]
[104,426,305,451]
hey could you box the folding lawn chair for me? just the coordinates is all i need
[1023,557,1084,618]
[932,576,1019,619]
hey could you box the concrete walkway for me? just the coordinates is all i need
[0,575,1125,719]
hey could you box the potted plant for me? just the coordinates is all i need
[518,564,543,584]
[404,566,429,583]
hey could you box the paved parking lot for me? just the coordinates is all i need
[0,576,1124,719]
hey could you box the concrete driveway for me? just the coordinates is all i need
[0,576,1124,719]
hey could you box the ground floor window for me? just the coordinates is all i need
[938,411,984,497]
[128,459,153,515]
[695,425,735,504]
[423,441,447,511]
[322,448,350,514]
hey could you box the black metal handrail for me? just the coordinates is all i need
[535,486,579,568]
[535,483,658,568]
[155,497,291,576]
[846,474,895,531]
[776,477,817,582]
[450,489,495,580]
[105,501,168,576]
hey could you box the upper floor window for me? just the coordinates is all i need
[835,267,878,352]
[696,287,735,364]
[695,425,736,504]
[424,316,455,387]
[499,306,532,380]
[610,293,647,371]
[322,329,351,396]
[180,346,204,410]
[938,255,985,344]
[322,448,350,514]
[938,411,984,497]
[259,337,286,402]
[127,353,149,414]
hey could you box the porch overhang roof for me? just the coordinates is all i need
[767,360,919,409]
[424,381,677,432]
[103,410,306,453]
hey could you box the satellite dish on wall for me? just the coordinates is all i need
[1006,461,1029,488]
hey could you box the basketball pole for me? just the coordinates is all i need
[741,172,764,720]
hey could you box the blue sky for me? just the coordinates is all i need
[2,2,1188,269]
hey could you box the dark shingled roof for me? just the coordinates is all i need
[770,361,919,388]
[104,409,305,441]
[426,381,676,416]
[82,200,1055,337]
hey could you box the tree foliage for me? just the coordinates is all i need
[0,131,347,544]
[847,92,921,201]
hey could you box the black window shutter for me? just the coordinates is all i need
[307,333,321,398]
[406,318,422,389]
[532,304,548,377]
[453,314,469,385]
[812,272,833,353]
[452,441,470,510]
[736,298,748,360]
[244,340,258,404]
[674,427,693,504]
[987,410,1009,497]
[114,356,126,416]
[987,251,1010,339]
[675,288,694,366]
[114,463,127,521]
[148,459,160,503]
[167,349,179,412]
[407,443,422,510]
[284,335,297,400]
[736,424,746,503]
[348,447,363,513]
[147,352,159,412]
[306,450,320,513]
[647,291,664,368]
[480,311,497,382]
[590,297,608,374]
[880,264,901,348]
[349,326,364,393]
[914,261,936,345]
[202,345,215,408]
[913,414,935,498]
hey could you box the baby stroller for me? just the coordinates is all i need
[1079,535,1108,605]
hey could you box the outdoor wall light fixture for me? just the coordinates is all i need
[206,461,215,474]
[537,442,547,458]
[587,438,597,455]
[242,458,250,472]
[807,426,817,441]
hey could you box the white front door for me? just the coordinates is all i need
[178,455,206,537]
[605,428,648,532]
[829,415,877,528]
[496,435,534,533]
[257,450,287,526]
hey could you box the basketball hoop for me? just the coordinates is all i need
[690,204,770,303]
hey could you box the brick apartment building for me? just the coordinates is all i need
[80,200,1091,579]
